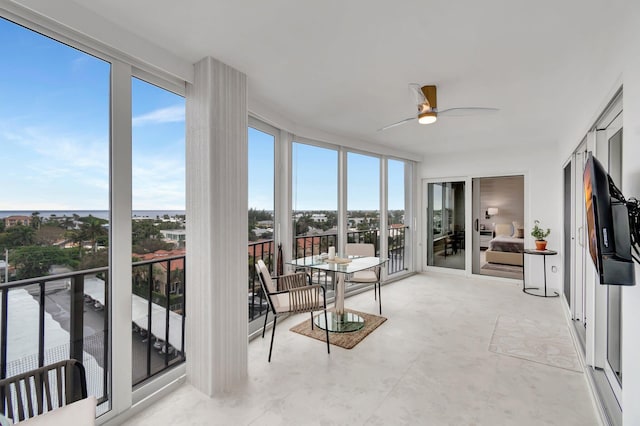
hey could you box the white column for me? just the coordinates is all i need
[277,130,293,269]
[110,60,133,415]
[338,148,347,252]
[186,57,248,396]
[379,157,388,281]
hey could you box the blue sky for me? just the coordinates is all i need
[2,17,404,213]
[249,132,405,211]
[0,17,185,211]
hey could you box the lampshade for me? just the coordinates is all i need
[418,111,437,124]
[487,207,499,216]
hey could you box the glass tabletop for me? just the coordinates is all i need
[287,255,387,274]
[314,311,365,333]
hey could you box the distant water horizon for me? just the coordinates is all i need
[0,210,186,221]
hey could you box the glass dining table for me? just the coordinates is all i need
[287,255,387,333]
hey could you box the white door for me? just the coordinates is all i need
[572,141,588,336]
[601,107,623,403]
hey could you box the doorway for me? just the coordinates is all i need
[426,181,465,270]
[471,176,524,279]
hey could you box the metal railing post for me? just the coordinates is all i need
[69,275,85,364]
[146,263,153,378]
[0,289,8,380]
[38,281,46,367]
[164,260,171,367]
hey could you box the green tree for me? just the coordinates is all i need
[61,216,75,229]
[0,225,36,250]
[78,250,109,270]
[11,246,72,280]
[132,220,162,245]
[248,208,273,222]
[80,216,108,253]
[133,239,174,254]
[30,211,42,230]
[35,224,66,245]
[64,229,85,259]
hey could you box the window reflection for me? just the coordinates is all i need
[427,181,465,270]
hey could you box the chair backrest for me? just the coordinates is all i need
[345,243,375,257]
[256,260,276,293]
[0,359,88,423]
[256,259,281,312]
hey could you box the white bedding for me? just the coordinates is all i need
[489,235,524,253]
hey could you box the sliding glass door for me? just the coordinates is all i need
[426,181,465,270]
[471,176,524,279]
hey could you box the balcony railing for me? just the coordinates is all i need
[247,240,274,322]
[247,226,408,323]
[131,255,185,386]
[387,226,407,274]
[0,267,110,407]
[0,255,186,407]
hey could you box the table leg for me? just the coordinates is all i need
[334,273,345,315]
[522,253,559,298]
[543,255,547,297]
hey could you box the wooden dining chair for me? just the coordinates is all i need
[256,259,330,362]
[0,359,88,423]
[345,243,382,314]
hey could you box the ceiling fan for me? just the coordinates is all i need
[378,84,499,131]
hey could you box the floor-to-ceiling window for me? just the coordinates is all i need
[248,123,276,326]
[131,77,185,385]
[0,16,111,411]
[387,159,408,275]
[347,152,380,252]
[292,142,338,258]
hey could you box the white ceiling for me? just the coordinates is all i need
[13,0,625,157]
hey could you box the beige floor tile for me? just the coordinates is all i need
[124,272,599,426]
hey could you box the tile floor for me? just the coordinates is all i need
[124,272,600,426]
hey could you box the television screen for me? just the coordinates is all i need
[584,152,635,286]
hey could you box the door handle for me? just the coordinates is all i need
[577,226,584,247]
[475,218,479,231]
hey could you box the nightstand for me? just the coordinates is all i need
[479,230,494,249]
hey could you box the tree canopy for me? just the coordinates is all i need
[10,246,74,280]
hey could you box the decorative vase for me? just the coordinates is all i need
[535,240,547,251]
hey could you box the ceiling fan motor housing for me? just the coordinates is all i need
[420,85,437,110]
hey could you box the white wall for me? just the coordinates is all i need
[555,3,640,423]
[419,144,563,290]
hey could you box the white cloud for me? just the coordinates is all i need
[132,105,185,127]
[132,154,186,210]
[1,117,185,210]
[1,121,110,209]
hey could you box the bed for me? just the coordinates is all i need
[485,223,524,266]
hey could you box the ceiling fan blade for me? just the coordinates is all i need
[377,117,416,131]
[408,83,427,106]
[438,107,499,116]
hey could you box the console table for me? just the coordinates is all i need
[522,249,559,297]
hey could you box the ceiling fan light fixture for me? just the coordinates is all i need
[418,111,437,124]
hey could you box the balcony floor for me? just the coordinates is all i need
[124,272,599,425]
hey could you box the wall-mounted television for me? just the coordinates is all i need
[584,152,635,285]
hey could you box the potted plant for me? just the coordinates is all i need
[531,220,551,251]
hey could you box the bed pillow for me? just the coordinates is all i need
[512,221,522,237]
[495,223,512,237]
